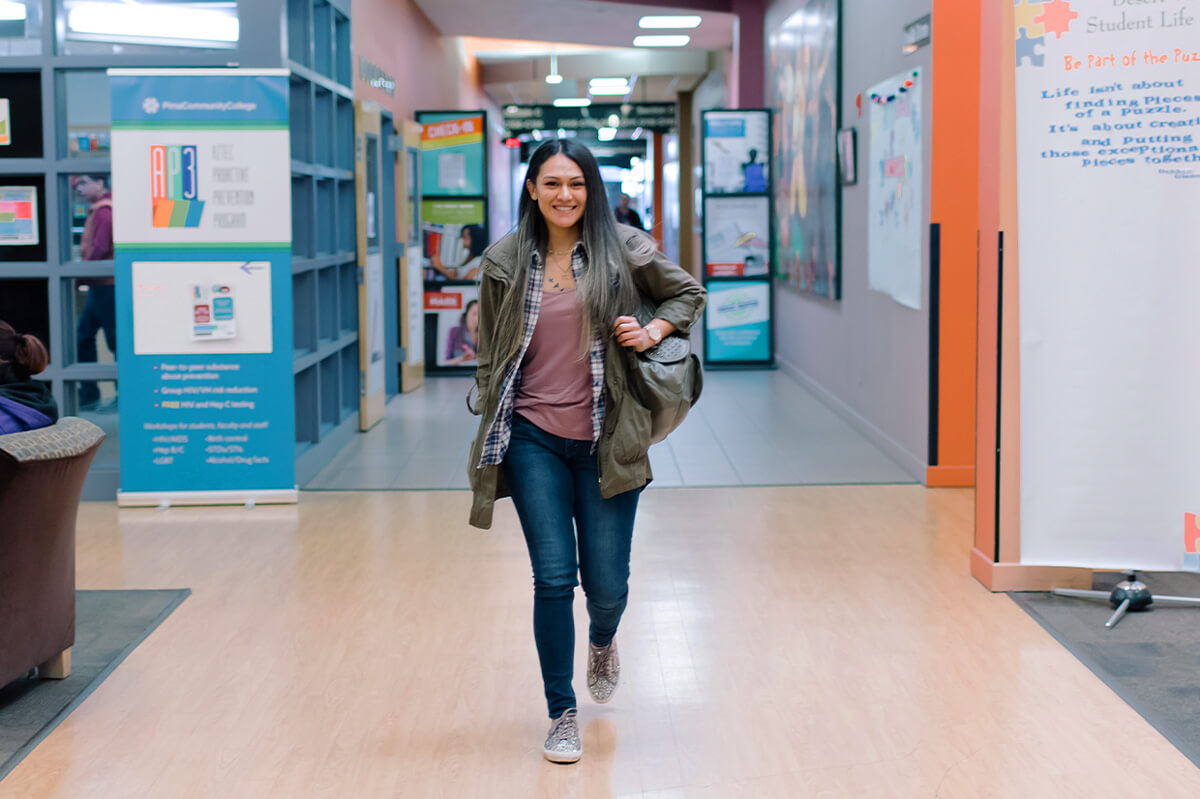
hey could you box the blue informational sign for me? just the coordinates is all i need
[110,69,296,503]
[704,280,772,363]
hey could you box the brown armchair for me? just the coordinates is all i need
[0,417,105,689]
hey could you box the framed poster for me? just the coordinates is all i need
[0,177,46,261]
[416,111,487,197]
[0,185,38,246]
[0,72,44,159]
[703,110,770,195]
[704,196,770,277]
[422,199,487,282]
[424,284,480,369]
[704,280,773,365]
[766,0,841,299]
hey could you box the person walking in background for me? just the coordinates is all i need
[467,139,704,764]
[613,193,644,230]
[72,175,116,413]
[0,321,57,434]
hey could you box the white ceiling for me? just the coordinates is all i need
[413,0,734,105]
[413,0,734,51]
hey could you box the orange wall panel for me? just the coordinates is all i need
[929,0,982,485]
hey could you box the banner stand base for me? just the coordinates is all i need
[117,488,298,508]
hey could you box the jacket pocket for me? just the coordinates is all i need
[612,397,652,465]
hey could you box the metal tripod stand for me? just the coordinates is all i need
[1052,570,1200,629]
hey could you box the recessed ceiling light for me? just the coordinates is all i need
[589,78,629,88]
[588,86,629,96]
[553,98,591,108]
[607,114,620,126]
[598,127,617,141]
[638,15,701,29]
[633,35,690,47]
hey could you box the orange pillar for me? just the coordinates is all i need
[926,0,981,487]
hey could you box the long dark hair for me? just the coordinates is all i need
[491,139,639,366]
[0,321,49,383]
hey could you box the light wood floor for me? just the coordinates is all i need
[4,486,1200,798]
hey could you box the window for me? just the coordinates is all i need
[58,0,239,55]
[0,0,43,56]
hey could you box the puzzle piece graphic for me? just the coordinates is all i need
[1184,513,1200,571]
[1016,29,1045,67]
[1035,0,1078,39]
[1014,0,1046,39]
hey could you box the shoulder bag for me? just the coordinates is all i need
[626,298,704,444]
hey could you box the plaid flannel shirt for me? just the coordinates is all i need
[478,243,606,468]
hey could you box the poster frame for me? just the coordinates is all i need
[416,109,489,376]
[699,107,776,368]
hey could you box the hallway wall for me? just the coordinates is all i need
[352,1,514,248]
[769,0,934,479]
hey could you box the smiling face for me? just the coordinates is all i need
[528,153,586,234]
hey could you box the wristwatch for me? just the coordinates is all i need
[645,324,662,343]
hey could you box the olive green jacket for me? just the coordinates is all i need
[467,224,706,529]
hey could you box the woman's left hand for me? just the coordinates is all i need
[613,316,653,352]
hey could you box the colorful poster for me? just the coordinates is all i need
[705,280,771,363]
[766,0,840,299]
[417,112,486,196]
[422,199,487,282]
[0,98,10,147]
[0,186,37,245]
[704,110,770,194]
[110,69,295,504]
[704,196,770,277]
[867,68,924,311]
[426,285,480,368]
[1013,1,1200,569]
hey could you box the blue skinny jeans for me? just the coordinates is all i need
[503,414,641,719]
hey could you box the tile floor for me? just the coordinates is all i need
[303,370,916,491]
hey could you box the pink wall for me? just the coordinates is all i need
[352,0,476,119]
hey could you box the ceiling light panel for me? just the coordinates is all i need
[633,35,690,47]
[638,15,702,29]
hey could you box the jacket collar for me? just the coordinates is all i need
[480,230,589,284]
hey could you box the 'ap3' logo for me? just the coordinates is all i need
[150,144,204,228]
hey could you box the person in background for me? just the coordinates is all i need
[430,223,486,281]
[613,193,644,230]
[73,175,116,413]
[444,298,479,365]
[0,321,57,434]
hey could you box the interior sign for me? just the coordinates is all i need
[359,57,396,96]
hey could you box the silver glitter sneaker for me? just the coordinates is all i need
[587,639,619,704]
[543,709,582,763]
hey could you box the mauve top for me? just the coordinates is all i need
[514,288,594,441]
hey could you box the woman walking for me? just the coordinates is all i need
[467,139,704,763]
